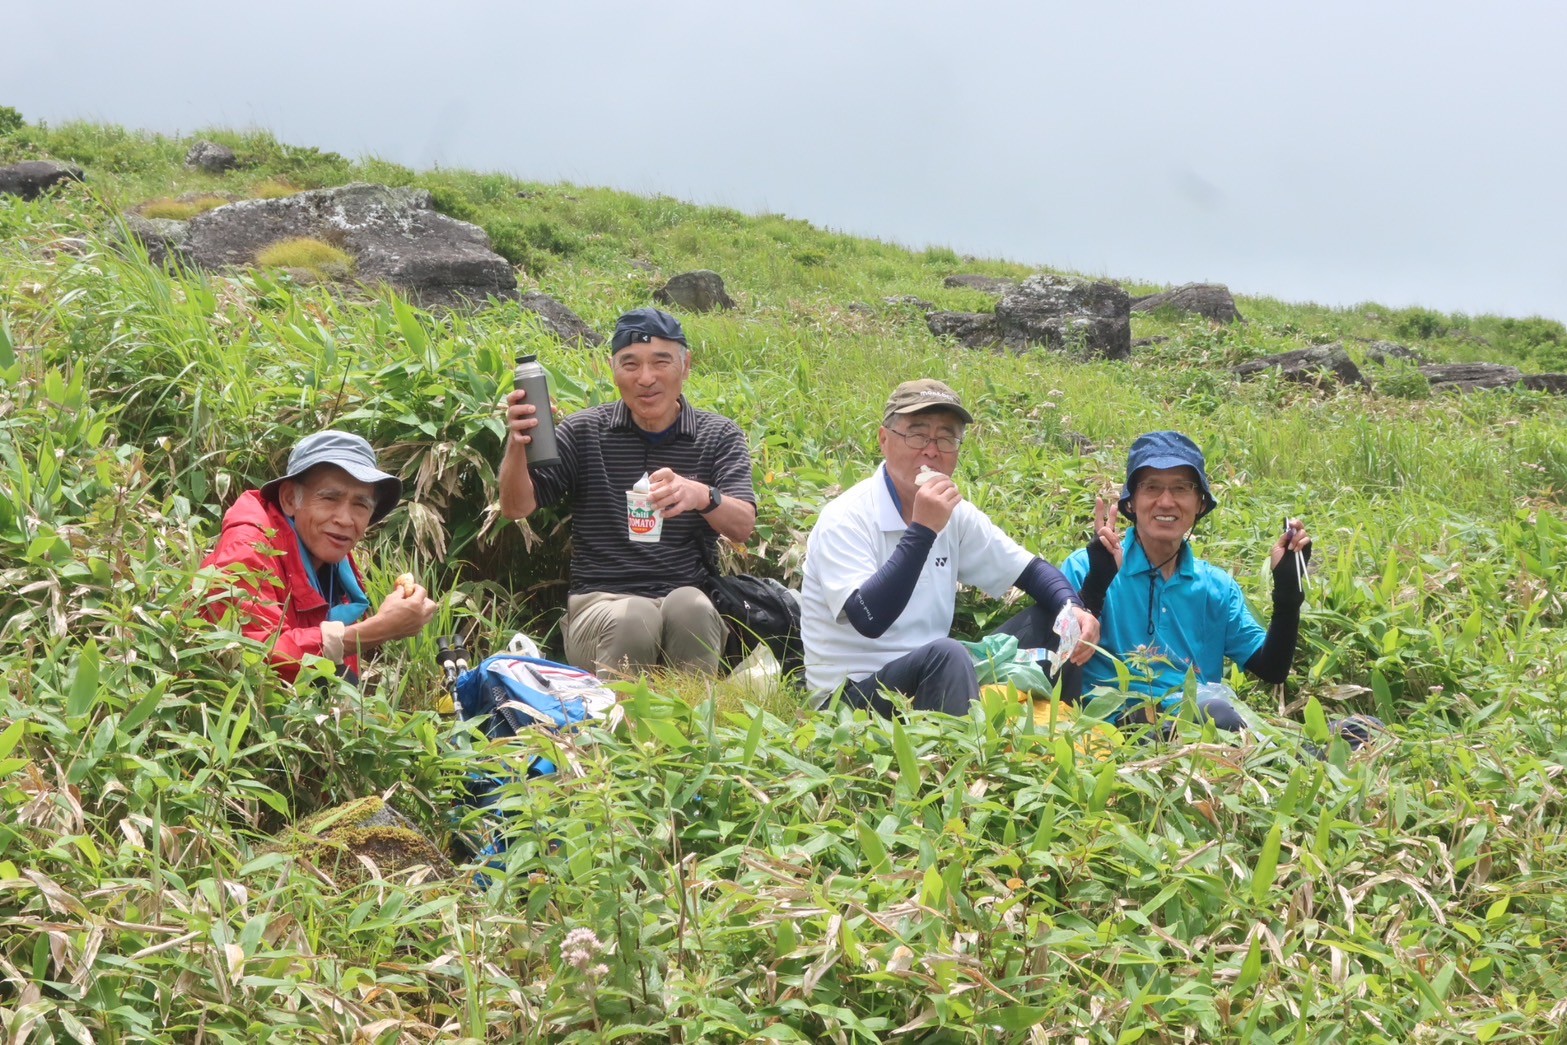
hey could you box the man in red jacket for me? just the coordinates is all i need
[199,431,438,683]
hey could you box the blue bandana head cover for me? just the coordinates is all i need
[285,518,371,624]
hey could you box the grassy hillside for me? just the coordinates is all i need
[3,117,1567,1042]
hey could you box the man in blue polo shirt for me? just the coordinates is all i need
[1056,431,1310,729]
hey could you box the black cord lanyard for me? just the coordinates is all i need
[1138,536,1184,639]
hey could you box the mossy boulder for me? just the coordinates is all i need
[269,796,454,888]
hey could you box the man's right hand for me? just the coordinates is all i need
[1091,495,1124,568]
[911,473,962,533]
[371,583,439,640]
[504,388,540,452]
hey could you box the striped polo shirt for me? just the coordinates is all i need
[530,397,757,598]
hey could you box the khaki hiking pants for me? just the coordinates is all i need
[563,587,726,678]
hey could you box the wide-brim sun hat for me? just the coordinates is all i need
[1117,430,1217,520]
[259,430,402,524]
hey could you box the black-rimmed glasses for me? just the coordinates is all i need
[882,425,963,453]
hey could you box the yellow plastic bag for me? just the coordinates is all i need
[985,685,1123,760]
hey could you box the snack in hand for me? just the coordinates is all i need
[394,573,417,597]
[915,465,940,486]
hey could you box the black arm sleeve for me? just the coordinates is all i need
[1014,557,1083,624]
[1076,540,1119,616]
[842,524,937,639]
[1244,546,1311,684]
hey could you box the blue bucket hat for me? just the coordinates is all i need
[611,307,688,353]
[260,431,402,524]
[1118,431,1217,521]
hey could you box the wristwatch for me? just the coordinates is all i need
[698,485,723,514]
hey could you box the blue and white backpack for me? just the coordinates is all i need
[453,652,616,773]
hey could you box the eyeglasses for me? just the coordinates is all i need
[883,425,963,453]
[1135,479,1201,499]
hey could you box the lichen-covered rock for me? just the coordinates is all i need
[117,214,190,267]
[174,183,517,309]
[520,291,602,347]
[1130,282,1242,324]
[654,269,736,312]
[1419,362,1524,392]
[0,160,84,200]
[269,796,454,888]
[1522,373,1567,395]
[184,140,238,173]
[994,275,1132,359]
[1232,344,1365,387]
[942,273,1016,296]
[927,311,1003,350]
[1361,340,1425,365]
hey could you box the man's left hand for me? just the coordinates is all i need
[648,467,710,518]
[1069,606,1100,665]
[1270,518,1312,570]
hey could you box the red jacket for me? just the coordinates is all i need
[199,490,367,682]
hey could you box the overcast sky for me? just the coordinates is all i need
[7,1,1564,320]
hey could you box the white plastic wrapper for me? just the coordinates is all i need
[915,465,940,486]
[1047,604,1081,672]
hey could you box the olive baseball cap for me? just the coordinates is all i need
[883,379,973,426]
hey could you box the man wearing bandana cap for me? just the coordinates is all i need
[199,431,438,683]
[500,307,757,676]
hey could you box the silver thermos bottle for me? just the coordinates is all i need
[513,354,560,467]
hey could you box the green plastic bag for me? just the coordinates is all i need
[959,633,1053,696]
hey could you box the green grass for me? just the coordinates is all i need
[249,176,299,199]
[1,119,1566,1042]
[254,235,356,280]
[137,194,230,220]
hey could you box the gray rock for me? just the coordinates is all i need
[117,214,190,267]
[883,295,935,310]
[927,311,1003,350]
[520,291,602,347]
[1062,429,1095,454]
[654,269,735,312]
[174,183,516,309]
[0,160,84,200]
[1419,362,1523,392]
[184,140,238,174]
[1232,344,1365,387]
[943,273,1016,296]
[1361,340,1425,365]
[45,237,93,258]
[1132,336,1171,348]
[1522,373,1567,395]
[994,274,1132,359]
[1130,282,1242,324]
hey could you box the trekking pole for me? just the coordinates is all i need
[434,636,469,718]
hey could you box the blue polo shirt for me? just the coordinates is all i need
[1061,531,1266,706]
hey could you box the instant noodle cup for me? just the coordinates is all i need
[627,472,662,543]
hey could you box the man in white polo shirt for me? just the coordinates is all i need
[800,379,1100,715]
